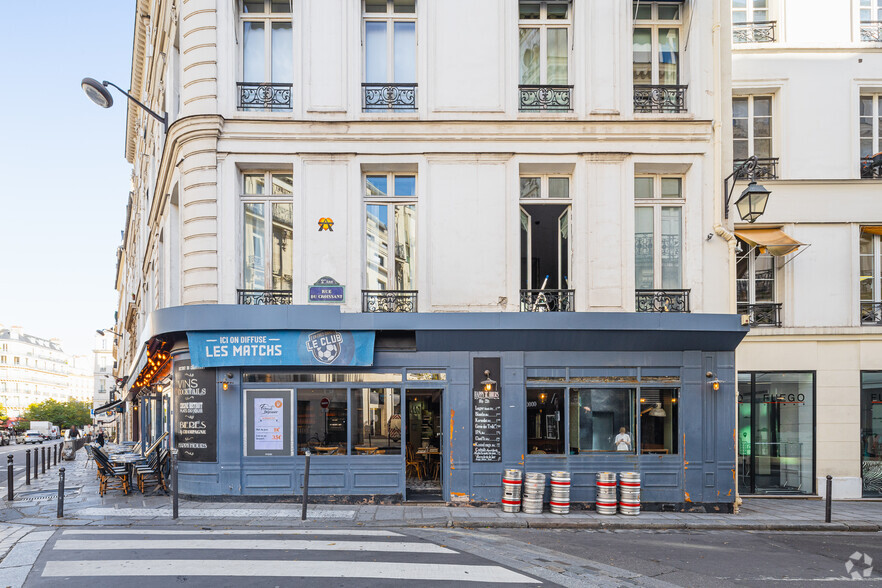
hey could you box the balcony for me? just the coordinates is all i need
[733,21,777,43]
[520,289,575,312]
[861,21,882,42]
[635,289,691,313]
[862,155,882,179]
[735,157,779,180]
[237,82,293,111]
[518,85,573,112]
[633,85,688,114]
[738,303,783,327]
[362,83,417,112]
[237,289,293,305]
[862,302,882,325]
[362,290,418,313]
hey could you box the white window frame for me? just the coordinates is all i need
[240,171,294,291]
[362,0,417,84]
[733,94,774,162]
[634,175,685,290]
[732,0,771,24]
[364,173,417,292]
[861,232,882,306]
[519,175,573,291]
[861,94,882,159]
[633,1,683,86]
[736,240,776,305]
[518,1,573,86]
[239,1,293,83]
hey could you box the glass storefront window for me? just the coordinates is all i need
[738,372,814,495]
[567,388,636,454]
[527,388,564,454]
[297,389,348,455]
[639,388,678,454]
[352,387,402,455]
[245,389,292,457]
[861,372,882,496]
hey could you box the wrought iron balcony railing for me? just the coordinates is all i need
[862,155,882,179]
[738,302,783,327]
[635,289,691,313]
[861,21,882,42]
[362,83,417,112]
[733,21,777,43]
[518,85,573,112]
[362,290,418,312]
[238,289,293,305]
[633,85,688,113]
[862,302,882,325]
[520,289,575,312]
[237,82,293,111]
[734,157,779,180]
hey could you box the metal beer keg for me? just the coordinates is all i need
[595,471,617,515]
[522,472,546,514]
[549,471,571,514]
[501,469,523,513]
[618,471,641,515]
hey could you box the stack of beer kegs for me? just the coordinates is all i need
[618,471,641,515]
[522,472,545,514]
[501,469,523,513]
[549,471,571,514]
[595,471,618,515]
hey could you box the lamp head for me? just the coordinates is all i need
[735,181,771,223]
[81,78,113,108]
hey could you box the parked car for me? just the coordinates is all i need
[0,431,9,446]
[22,430,43,444]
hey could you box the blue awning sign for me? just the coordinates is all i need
[187,330,375,368]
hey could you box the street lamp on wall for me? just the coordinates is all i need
[81,77,168,133]
[723,155,772,223]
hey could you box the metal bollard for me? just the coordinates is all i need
[7,455,13,501]
[53,443,57,466]
[825,475,832,523]
[57,467,65,518]
[25,450,30,485]
[33,446,38,480]
[171,449,179,520]
[42,446,46,472]
[301,449,311,521]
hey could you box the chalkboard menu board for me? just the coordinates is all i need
[472,357,502,463]
[174,359,217,462]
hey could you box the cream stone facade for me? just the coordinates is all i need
[732,0,882,498]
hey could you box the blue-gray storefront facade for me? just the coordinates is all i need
[131,305,747,510]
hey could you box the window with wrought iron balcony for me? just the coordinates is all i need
[733,96,778,181]
[862,94,882,178]
[732,1,776,44]
[363,0,417,113]
[861,228,882,325]
[736,238,781,327]
[632,2,687,114]
[860,0,882,42]
[517,1,573,113]
[237,1,293,112]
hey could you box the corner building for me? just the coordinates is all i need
[113,0,746,509]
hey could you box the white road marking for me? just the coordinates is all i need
[42,559,538,583]
[72,507,355,518]
[62,529,403,537]
[52,539,454,553]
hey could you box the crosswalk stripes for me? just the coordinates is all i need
[30,528,542,586]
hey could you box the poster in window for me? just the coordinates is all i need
[173,359,217,462]
[254,397,284,451]
[546,413,559,440]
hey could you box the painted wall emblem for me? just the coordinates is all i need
[318,217,334,231]
[305,330,343,364]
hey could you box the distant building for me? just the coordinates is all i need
[0,325,69,417]
[92,331,118,435]
[68,355,94,404]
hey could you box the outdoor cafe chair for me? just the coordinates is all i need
[93,447,131,496]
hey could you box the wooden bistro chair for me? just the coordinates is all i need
[93,448,131,496]
[406,445,424,480]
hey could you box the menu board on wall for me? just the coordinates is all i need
[472,357,502,463]
[174,359,217,462]
[254,397,284,451]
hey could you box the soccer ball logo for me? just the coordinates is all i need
[306,330,342,364]
[845,552,873,579]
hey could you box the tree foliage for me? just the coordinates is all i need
[22,399,92,429]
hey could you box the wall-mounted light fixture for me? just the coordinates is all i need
[723,155,772,223]
[480,370,497,393]
[706,371,722,391]
[218,372,234,391]
[81,77,168,132]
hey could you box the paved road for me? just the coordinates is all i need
[0,442,64,495]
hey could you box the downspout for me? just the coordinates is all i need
[710,0,742,514]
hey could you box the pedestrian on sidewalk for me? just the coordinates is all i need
[67,425,80,440]
[97,430,105,447]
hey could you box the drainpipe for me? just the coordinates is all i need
[710,0,742,514]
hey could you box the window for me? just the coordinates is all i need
[241,172,293,292]
[633,2,681,86]
[13,357,19,365]
[737,238,779,325]
[352,388,402,455]
[239,1,293,110]
[733,0,769,24]
[861,371,882,496]
[861,95,882,177]
[861,229,882,324]
[634,176,683,290]
[569,389,638,454]
[245,389,293,457]
[520,176,572,310]
[639,389,678,454]
[297,389,348,455]
[527,388,565,454]
[365,174,417,292]
[861,0,882,41]
[733,96,776,177]
[518,2,572,111]
[732,0,776,43]
[363,0,417,111]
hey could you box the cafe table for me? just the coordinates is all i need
[314,446,341,455]
[354,446,379,455]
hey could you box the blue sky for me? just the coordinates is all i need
[0,2,135,357]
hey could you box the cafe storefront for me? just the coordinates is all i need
[133,304,746,509]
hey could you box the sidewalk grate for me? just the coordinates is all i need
[13,487,81,502]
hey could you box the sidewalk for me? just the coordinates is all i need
[2,449,881,532]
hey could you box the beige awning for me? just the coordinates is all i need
[862,226,882,236]
[735,228,806,257]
